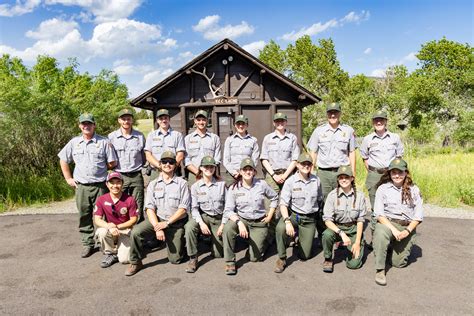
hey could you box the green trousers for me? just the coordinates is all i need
[365,170,382,231]
[373,222,416,270]
[129,216,186,264]
[322,224,364,269]
[264,172,284,246]
[223,218,268,262]
[76,182,107,247]
[184,214,224,258]
[224,171,237,187]
[275,212,317,260]
[316,169,339,237]
[122,172,144,216]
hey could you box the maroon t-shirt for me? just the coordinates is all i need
[94,193,139,225]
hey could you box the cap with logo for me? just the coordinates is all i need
[273,112,287,121]
[200,156,216,166]
[326,102,341,112]
[79,113,95,124]
[235,114,248,124]
[107,171,123,182]
[156,109,170,117]
[372,110,388,120]
[240,157,255,169]
[336,165,353,177]
[388,158,407,171]
[298,153,313,164]
[118,108,134,118]
[160,151,176,161]
[194,110,208,119]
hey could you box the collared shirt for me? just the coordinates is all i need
[307,123,356,168]
[280,172,322,215]
[144,128,185,161]
[58,134,117,184]
[94,193,138,225]
[374,182,423,222]
[144,175,190,220]
[191,178,227,223]
[223,179,278,223]
[184,130,221,167]
[323,188,368,224]
[359,130,404,169]
[223,133,260,175]
[108,128,145,173]
[260,131,300,170]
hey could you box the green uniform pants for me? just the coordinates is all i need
[264,172,284,246]
[76,182,107,247]
[149,168,160,182]
[322,224,365,269]
[275,212,317,260]
[223,218,268,262]
[122,172,144,216]
[373,222,416,270]
[224,171,237,187]
[316,169,339,237]
[185,214,224,258]
[365,170,383,231]
[186,171,197,186]
[129,216,186,264]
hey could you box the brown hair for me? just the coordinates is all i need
[336,177,357,208]
[377,170,414,206]
[195,166,221,181]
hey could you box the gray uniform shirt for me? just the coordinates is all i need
[374,183,423,222]
[144,128,185,161]
[260,131,300,170]
[223,179,278,224]
[223,133,260,175]
[58,134,117,184]
[144,175,190,220]
[359,131,404,169]
[108,129,145,173]
[191,179,227,223]
[307,123,356,168]
[323,189,368,223]
[184,131,221,167]
[280,172,322,215]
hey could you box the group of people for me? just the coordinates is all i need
[58,103,423,286]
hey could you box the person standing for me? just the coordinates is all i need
[108,108,145,213]
[58,113,117,258]
[184,110,221,185]
[222,114,259,187]
[144,109,185,180]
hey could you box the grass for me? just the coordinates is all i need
[136,119,153,136]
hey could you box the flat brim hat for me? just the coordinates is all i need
[336,165,353,177]
[372,110,388,120]
[194,110,208,119]
[326,102,341,112]
[107,171,123,182]
[157,109,169,117]
[79,113,95,124]
[273,112,287,121]
[235,114,248,124]
[240,157,255,169]
[200,155,217,166]
[118,108,134,118]
[388,158,408,171]
[160,151,176,161]
[298,153,313,164]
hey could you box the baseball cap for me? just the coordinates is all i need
[157,109,169,117]
[336,165,353,177]
[388,158,408,171]
[298,153,313,164]
[235,115,248,124]
[273,112,287,121]
[79,113,95,124]
[160,151,176,161]
[107,171,123,182]
[194,110,208,119]
[118,108,134,118]
[200,156,216,166]
[372,110,388,120]
[326,103,341,112]
[240,157,255,169]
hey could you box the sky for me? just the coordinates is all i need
[0,0,472,98]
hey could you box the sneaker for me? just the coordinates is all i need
[81,246,94,258]
[375,270,387,286]
[125,261,143,276]
[225,263,237,275]
[186,256,198,273]
[323,260,333,273]
[274,258,287,273]
[100,254,118,268]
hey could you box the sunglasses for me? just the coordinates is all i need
[161,159,176,165]
[111,204,119,217]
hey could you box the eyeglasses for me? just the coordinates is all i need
[161,159,176,165]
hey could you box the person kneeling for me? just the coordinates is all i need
[94,172,139,268]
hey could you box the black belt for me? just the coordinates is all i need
[77,181,105,186]
[121,170,142,177]
[368,165,388,174]
[390,218,410,226]
[293,211,317,218]
[338,221,357,227]
[201,212,223,219]
[319,167,338,172]
[240,215,266,222]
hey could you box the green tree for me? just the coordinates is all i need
[258,40,287,73]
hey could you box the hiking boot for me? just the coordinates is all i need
[375,270,387,286]
[100,254,118,268]
[225,263,236,275]
[323,260,333,273]
[274,258,287,273]
[81,246,94,258]
[125,261,143,276]
[186,256,198,273]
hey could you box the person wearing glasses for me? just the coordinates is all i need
[125,151,190,276]
[94,172,139,268]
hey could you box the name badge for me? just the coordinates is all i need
[292,188,302,192]
[235,193,245,197]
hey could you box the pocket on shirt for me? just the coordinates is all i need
[336,141,349,154]
[168,195,180,208]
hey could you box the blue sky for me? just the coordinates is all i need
[0,0,472,98]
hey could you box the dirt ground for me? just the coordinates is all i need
[0,214,473,315]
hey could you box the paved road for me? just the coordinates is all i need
[0,215,473,315]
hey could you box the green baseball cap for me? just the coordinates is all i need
[194,110,208,119]
[200,156,216,166]
[273,112,287,121]
[372,110,388,120]
[388,158,408,171]
[156,109,169,117]
[298,153,313,164]
[118,108,134,118]
[326,102,341,112]
[160,151,176,161]
[79,113,95,124]
[235,115,248,124]
[336,165,353,177]
[240,157,255,169]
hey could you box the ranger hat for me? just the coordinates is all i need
[298,153,313,164]
[156,109,169,117]
[107,171,123,182]
[326,102,341,112]
[200,156,216,166]
[336,165,353,177]
[194,110,208,119]
[79,113,95,124]
[388,158,408,171]
[235,114,248,124]
[372,110,388,120]
[240,157,255,169]
[273,112,287,121]
[160,151,176,161]
[118,108,134,118]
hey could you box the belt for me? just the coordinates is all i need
[201,212,223,219]
[390,218,410,226]
[318,167,338,172]
[77,181,105,186]
[293,211,317,218]
[120,170,142,177]
[240,215,266,222]
[368,165,388,174]
[159,216,188,227]
[338,221,357,227]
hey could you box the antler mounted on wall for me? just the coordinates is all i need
[191,67,223,98]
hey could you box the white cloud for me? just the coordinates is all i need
[340,10,370,24]
[26,18,79,40]
[193,15,254,40]
[370,68,386,77]
[178,51,195,63]
[159,57,174,66]
[242,40,266,56]
[113,59,153,76]
[400,52,417,63]
[140,68,174,87]
[369,52,418,77]
[364,47,372,54]
[0,0,41,17]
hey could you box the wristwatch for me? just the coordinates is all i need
[284,217,291,222]
[235,219,241,225]
[336,229,342,236]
